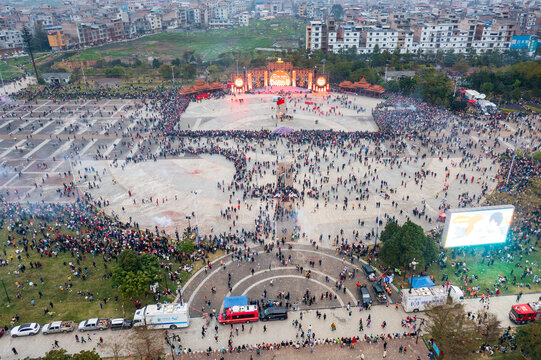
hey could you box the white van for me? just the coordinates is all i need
[133,303,190,329]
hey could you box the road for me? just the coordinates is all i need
[1,292,539,359]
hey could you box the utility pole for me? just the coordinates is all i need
[192,191,200,247]
[374,204,381,248]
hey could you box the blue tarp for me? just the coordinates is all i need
[408,276,435,288]
[224,296,248,310]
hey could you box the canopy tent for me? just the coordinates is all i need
[408,276,435,288]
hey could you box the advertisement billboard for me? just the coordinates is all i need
[442,205,514,248]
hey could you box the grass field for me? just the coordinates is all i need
[0,221,222,326]
[70,18,307,62]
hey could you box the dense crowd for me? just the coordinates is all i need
[1,82,539,358]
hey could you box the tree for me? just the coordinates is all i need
[128,327,166,359]
[32,23,51,52]
[41,349,72,360]
[181,63,196,79]
[378,220,438,270]
[380,221,400,243]
[516,321,541,358]
[177,239,195,255]
[533,151,541,163]
[426,304,482,359]
[159,64,173,79]
[22,25,39,79]
[104,340,126,360]
[152,58,161,69]
[72,350,100,360]
[112,250,161,300]
[104,66,125,78]
[330,4,344,20]
[477,310,501,345]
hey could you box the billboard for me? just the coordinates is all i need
[269,70,291,86]
[442,205,514,248]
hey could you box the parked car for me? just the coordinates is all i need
[78,318,111,331]
[259,306,288,321]
[362,264,377,281]
[11,323,40,337]
[359,286,372,307]
[110,318,133,330]
[42,321,76,334]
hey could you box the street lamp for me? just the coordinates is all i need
[191,190,201,247]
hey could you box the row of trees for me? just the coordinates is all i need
[467,61,541,102]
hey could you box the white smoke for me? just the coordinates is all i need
[153,215,173,228]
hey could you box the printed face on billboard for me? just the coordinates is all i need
[442,205,514,248]
[269,71,291,86]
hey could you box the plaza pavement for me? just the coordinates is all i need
[1,292,539,359]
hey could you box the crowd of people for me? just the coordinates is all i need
[0,82,539,357]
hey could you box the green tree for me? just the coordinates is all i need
[159,64,173,79]
[330,4,343,20]
[378,220,438,270]
[480,81,494,95]
[516,321,541,358]
[177,239,196,255]
[104,66,125,78]
[426,304,481,359]
[380,221,400,243]
[398,76,416,95]
[32,23,51,52]
[152,58,161,69]
[112,250,160,300]
[533,151,541,163]
[72,350,100,360]
[415,68,453,107]
[41,349,72,360]
[181,63,196,79]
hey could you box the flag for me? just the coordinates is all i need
[276,98,285,106]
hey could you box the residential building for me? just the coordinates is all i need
[0,29,23,49]
[46,27,68,50]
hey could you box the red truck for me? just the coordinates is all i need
[509,301,541,324]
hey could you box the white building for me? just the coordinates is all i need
[0,29,23,49]
[147,13,162,32]
[306,20,326,52]
[362,28,399,53]
[239,12,249,27]
[328,25,362,52]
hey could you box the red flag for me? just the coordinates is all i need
[277,98,285,106]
